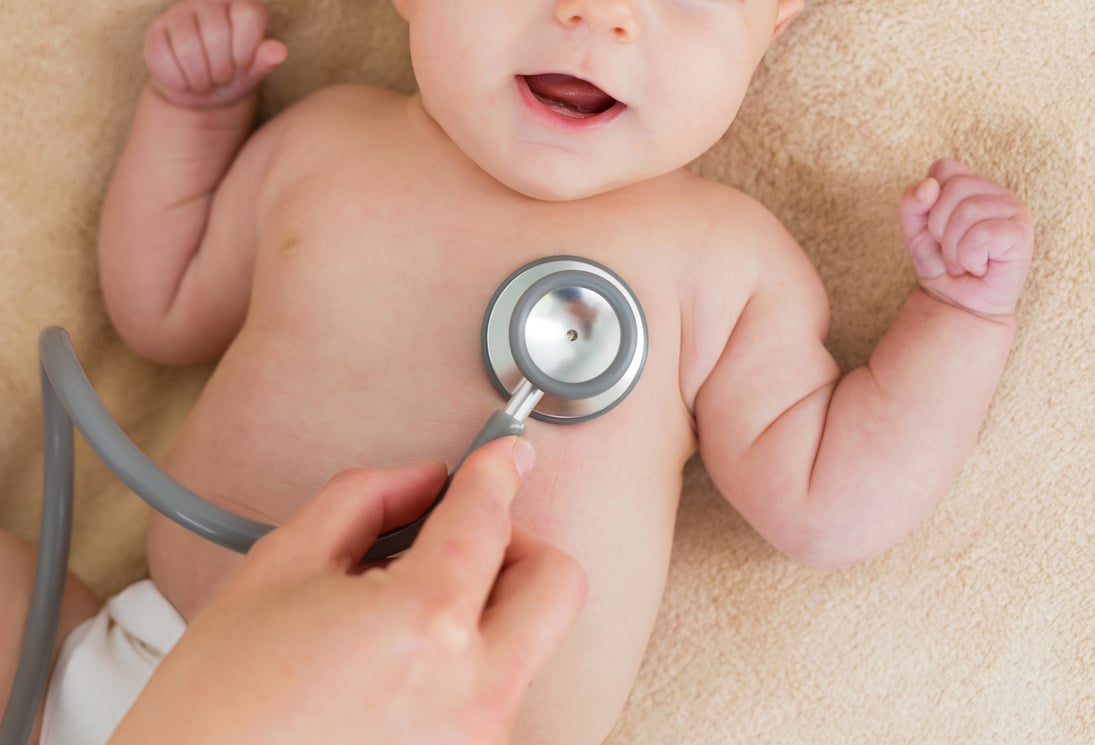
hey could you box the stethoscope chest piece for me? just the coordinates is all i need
[482,256,648,423]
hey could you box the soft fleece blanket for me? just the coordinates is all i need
[1,1,1092,743]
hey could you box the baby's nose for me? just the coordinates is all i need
[555,0,641,42]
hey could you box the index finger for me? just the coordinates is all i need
[392,437,534,624]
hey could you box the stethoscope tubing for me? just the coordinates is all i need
[0,363,75,745]
[1,328,277,745]
[38,328,272,551]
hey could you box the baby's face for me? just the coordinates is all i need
[394,0,801,201]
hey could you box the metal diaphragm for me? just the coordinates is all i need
[481,256,647,423]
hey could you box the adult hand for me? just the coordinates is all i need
[109,437,587,745]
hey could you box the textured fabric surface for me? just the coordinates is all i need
[2,1,1091,742]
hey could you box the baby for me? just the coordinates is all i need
[1,0,1034,743]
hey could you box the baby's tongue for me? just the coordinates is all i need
[524,74,615,115]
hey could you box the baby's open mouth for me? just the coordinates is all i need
[520,74,620,119]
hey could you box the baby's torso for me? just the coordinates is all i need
[146,86,754,629]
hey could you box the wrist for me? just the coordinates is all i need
[914,285,1018,330]
[135,83,259,148]
[143,80,261,117]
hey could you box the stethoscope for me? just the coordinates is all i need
[0,255,647,745]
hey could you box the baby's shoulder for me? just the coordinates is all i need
[668,174,830,402]
[665,173,812,287]
[268,83,406,141]
[290,82,402,113]
[246,83,410,200]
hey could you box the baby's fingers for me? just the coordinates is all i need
[954,217,1031,277]
[926,158,974,186]
[162,10,214,93]
[144,25,189,93]
[900,178,945,279]
[246,38,288,82]
[229,0,273,69]
[940,194,1025,276]
[899,177,939,240]
[927,174,1009,252]
[195,2,236,87]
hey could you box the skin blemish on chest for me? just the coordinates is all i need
[280,234,302,255]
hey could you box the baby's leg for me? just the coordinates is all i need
[0,529,100,744]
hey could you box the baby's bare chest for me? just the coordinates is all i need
[247,175,687,410]
[176,176,697,516]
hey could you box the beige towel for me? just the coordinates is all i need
[2,1,1091,742]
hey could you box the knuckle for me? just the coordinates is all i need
[963,222,997,252]
[929,157,964,181]
[463,457,518,506]
[407,588,473,655]
[323,467,376,494]
[142,28,165,62]
[416,574,465,616]
[246,526,289,563]
[171,30,202,59]
[1015,201,1034,229]
[423,543,488,599]
[945,173,980,196]
[230,0,269,30]
[954,195,992,225]
[165,3,195,28]
[474,483,512,534]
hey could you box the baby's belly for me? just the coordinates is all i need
[147,322,692,612]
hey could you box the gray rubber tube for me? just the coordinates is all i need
[0,365,75,745]
[38,328,272,550]
[0,329,274,745]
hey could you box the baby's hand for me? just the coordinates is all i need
[900,159,1033,317]
[143,0,286,109]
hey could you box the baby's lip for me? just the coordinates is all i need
[519,73,624,117]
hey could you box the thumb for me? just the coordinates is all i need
[245,38,288,83]
[272,462,448,572]
[900,177,946,279]
[899,177,939,241]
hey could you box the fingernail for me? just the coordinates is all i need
[511,437,536,479]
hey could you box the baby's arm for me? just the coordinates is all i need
[696,160,1033,567]
[98,0,286,364]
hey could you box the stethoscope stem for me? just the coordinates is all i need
[502,378,544,422]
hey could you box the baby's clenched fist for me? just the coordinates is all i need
[899,159,1034,318]
[143,0,286,109]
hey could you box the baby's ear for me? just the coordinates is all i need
[773,0,804,39]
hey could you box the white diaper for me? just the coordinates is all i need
[39,579,186,745]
